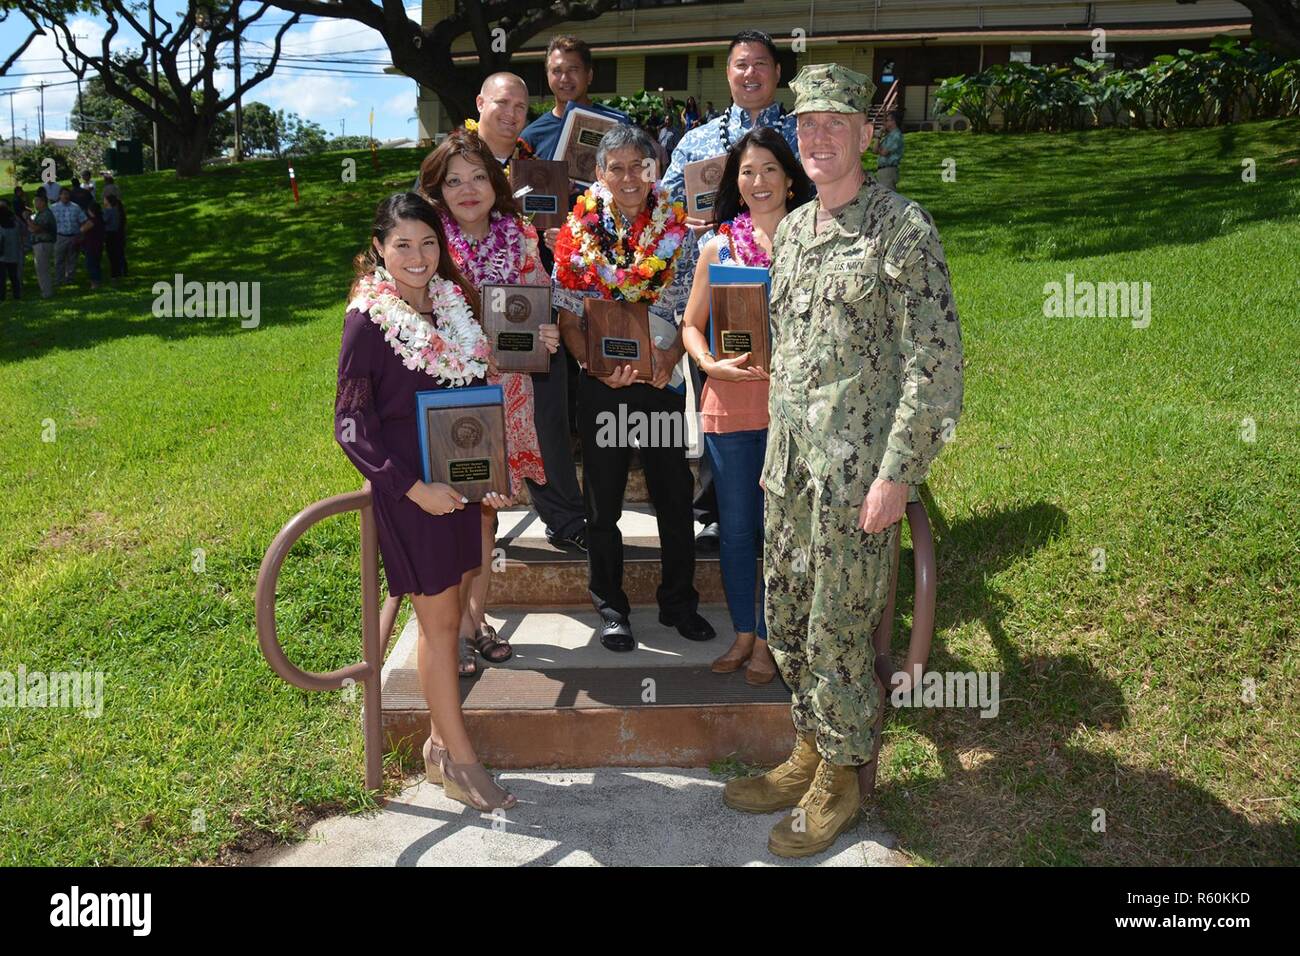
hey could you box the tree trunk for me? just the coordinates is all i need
[174,124,212,177]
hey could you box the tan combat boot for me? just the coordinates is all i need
[722,734,821,813]
[766,760,861,858]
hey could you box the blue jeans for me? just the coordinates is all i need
[704,428,767,637]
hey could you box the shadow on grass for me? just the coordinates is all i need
[883,501,1296,864]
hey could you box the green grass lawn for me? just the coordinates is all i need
[1,122,1297,866]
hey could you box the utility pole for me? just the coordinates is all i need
[8,92,15,161]
[340,118,345,139]
[233,18,243,162]
[38,82,45,143]
[72,33,89,133]
[149,1,160,171]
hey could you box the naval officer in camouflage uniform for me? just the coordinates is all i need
[722,64,964,858]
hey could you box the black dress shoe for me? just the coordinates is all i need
[547,527,588,553]
[599,616,635,652]
[695,522,720,552]
[659,611,716,642]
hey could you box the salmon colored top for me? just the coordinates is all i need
[699,233,769,433]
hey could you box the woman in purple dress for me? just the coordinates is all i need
[336,192,516,812]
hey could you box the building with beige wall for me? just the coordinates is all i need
[409,0,1251,140]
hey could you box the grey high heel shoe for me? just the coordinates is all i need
[423,737,447,786]
[440,757,517,812]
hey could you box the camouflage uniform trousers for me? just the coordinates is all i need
[763,453,898,766]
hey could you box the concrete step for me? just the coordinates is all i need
[492,505,738,607]
[511,453,701,507]
[381,605,791,769]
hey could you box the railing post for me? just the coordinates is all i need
[360,494,383,793]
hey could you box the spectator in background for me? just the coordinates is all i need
[703,100,719,121]
[874,109,904,191]
[12,186,30,253]
[44,179,62,202]
[683,96,701,130]
[69,180,91,210]
[102,174,122,203]
[28,192,56,298]
[659,97,684,153]
[0,200,22,301]
[648,118,670,175]
[81,171,96,200]
[104,194,127,281]
[656,116,677,162]
[52,186,87,286]
[82,201,106,290]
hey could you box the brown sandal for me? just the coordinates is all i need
[458,637,478,678]
[468,623,512,664]
[744,638,777,685]
[441,757,517,812]
[423,736,447,785]
[711,634,755,673]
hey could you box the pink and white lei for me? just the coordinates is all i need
[348,267,488,386]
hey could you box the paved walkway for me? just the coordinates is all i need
[256,769,902,867]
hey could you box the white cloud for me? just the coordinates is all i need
[9,17,108,134]
[258,74,358,119]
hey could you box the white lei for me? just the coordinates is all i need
[348,267,487,386]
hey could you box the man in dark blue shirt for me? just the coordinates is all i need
[517,35,630,554]
[520,34,628,166]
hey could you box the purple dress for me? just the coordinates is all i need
[335,307,482,597]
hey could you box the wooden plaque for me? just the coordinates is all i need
[510,159,570,230]
[584,299,654,381]
[482,283,552,374]
[417,388,510,502]
[710,283,770,371]
[556,107,621,185]
[683,155,727,222]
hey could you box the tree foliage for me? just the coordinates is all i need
[935,39,1300,132]
[258,0,621,126]
[13,1,300,175]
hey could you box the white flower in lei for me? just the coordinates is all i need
[348,267,488,386]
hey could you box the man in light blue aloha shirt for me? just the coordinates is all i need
[659,29,799,320]
[659,30,799,540]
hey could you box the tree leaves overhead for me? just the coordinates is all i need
[9,1,302,175]
[256,0,621,123]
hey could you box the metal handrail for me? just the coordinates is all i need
[872,499,937,696]
[255,482,394,793]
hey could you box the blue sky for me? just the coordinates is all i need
[1,3,425,146]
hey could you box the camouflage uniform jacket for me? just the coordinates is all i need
[763,178,963,507]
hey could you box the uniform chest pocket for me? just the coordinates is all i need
[818,257,880,305]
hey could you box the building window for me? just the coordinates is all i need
[645,54,689,91]
[776,49,798,89]
[591,58,619,93]
[514,61,546,94]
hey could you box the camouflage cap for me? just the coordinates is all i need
[790,63,875,115]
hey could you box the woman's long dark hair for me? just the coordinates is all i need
[351,192,480,316]
[712,126,812,225]
[418,127,520,221]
